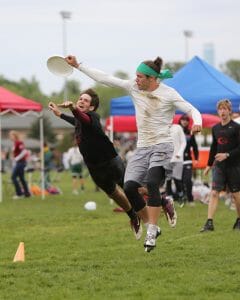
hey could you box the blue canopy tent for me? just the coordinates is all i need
[110,56,240,116]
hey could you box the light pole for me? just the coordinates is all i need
[60,11,71,100]
[183,30,193,62]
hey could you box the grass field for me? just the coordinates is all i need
[0,171,239,300]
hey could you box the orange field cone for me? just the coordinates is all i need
[13,242,25,262]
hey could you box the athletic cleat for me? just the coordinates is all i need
[233,218,240,230]
[130,216,142,240]
[156,226,161,238]
[162,196,177,228]
[200,220,214,232]
[178,196,185,208]
[144,232,156,253]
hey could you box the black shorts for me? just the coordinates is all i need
[212,163,240,193]
[87,156,125,195]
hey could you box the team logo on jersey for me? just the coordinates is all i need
[217,136,228,144]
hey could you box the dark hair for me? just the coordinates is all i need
[179,114,191,133]
[81,88,99,111]
[143,56,163,74]
[179,114,190,122]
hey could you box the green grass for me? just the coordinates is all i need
[0,171,239,300]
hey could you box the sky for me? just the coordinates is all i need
[1,0,240,95]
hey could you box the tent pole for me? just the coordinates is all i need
[110,116,114,142]
[40,114,45,199]
[0,117,2,203]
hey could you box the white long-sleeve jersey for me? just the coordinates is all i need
[78,64,202,148]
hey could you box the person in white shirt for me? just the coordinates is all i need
[166,124,186,207]
[65,55,202,252]
[67,144,85,195]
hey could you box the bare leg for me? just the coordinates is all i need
[232,191,240,217]
[108,185,132,212]
[148,207,161,225]
[72,177,78,190]
[137,206,149,224]
[207,190,219,219]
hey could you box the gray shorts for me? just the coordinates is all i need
[124,142,174,185]
[166,162,183,180]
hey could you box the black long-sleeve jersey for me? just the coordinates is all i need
[60,111,117,166]
[208,120,240,167]
[182,128,199,162]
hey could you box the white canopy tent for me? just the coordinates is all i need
[0,87,45,202]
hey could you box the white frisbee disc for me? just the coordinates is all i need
[47,55,73,77]
[84,201,97,211]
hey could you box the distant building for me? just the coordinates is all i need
[203,43,215,66]
[1,109,74,150]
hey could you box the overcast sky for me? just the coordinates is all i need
[1,0,239,95]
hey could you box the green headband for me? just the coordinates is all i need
[136,63,173,79]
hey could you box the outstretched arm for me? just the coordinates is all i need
[65,55,131,90]
[48,101,75,126]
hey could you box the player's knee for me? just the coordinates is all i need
[124,180,139,196]
[147,180,162,207]
[124,180,146,212]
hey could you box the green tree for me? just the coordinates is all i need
[50,79,82,102]
[28,115,56,143]
[0,75,48,105]
[93,70,129,117]
[221,60,240,82]
[164,62,185,73]
[57,133,74,153]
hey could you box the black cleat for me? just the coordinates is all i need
[233,218,240,230]
[130,216,142,240]
[200,220,214,232]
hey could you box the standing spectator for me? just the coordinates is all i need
[9,131,31,199]
[200,99,240,232]
[166,124,186,207]
[179,114,199,206]
[43,142,54,189]
[67,142,85,195]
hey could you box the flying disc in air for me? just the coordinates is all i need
[47,55,73,77]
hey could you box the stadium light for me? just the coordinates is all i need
[60,11,72,100]
[183,30,193,62]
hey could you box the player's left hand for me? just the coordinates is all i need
[57,101,74,108]
[215,153,228,162]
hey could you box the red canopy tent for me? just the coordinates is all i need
[105,114,220,133]
[0,87,42,112]
[0,87,44,202]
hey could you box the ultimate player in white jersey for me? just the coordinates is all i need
[65,55,202,252]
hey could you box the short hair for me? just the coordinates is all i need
[217,99,232,112]
[80,88,99,111]
[142,56,163,74]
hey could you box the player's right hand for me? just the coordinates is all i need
[65,55,79,68]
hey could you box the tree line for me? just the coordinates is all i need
[1,60,239,118]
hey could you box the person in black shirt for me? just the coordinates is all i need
[179,115,199,206]
[200,99,240,232]
[48,89,142,239]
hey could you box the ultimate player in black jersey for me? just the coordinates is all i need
[48,89,142,239]
[200,99,240,232]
